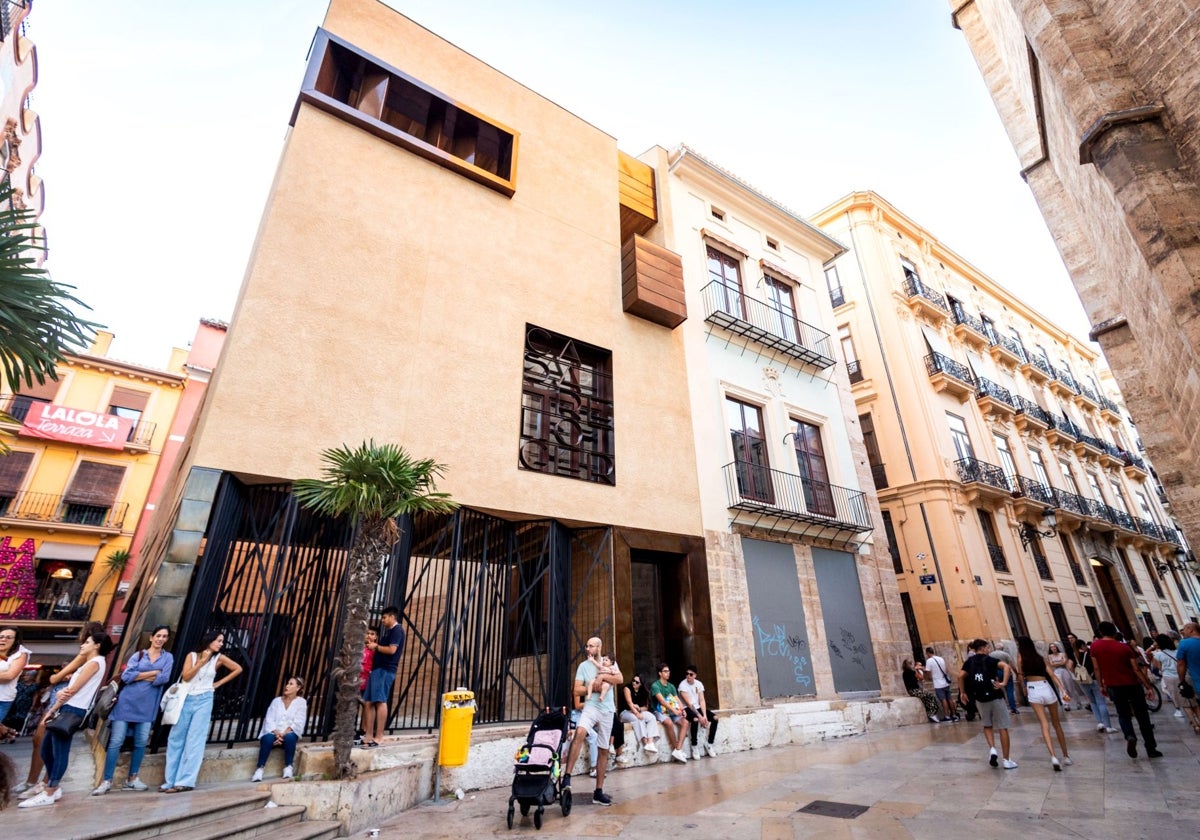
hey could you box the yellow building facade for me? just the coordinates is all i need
[812,192,1196,663]
[0,331,184,654]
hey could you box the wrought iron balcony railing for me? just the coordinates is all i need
[902,277,949,311]
[986,543,1009,573]
[1032,549,1053,580]
[1025,355,1054,378]
[702,280,835,368]
[1106,505,1136,532]
[1099,395,1121,414]
[924,352,975,387]
[952,308,986,335]
[36,591,99,622]
[1048,414,1080,440]
[1054,367,1079,393]
[1135,518,1164,542]
[1052,489,1091,519]
[829,286,846,308]
[1123,453,1147,472]
[1011,394,1053,426]
[1098,440,1125,461]
[976,378,1015,408]
[1076,432,1107,453]
[0,490,128,529]
[0,393,157,445]
[1077,383,1100,404]
[955,457,1010,491]
[1068,557,1086,585]
[723,461,871,533]
[1014,475,1056,506]
[847,359,864,384]
[990,334,1026,361]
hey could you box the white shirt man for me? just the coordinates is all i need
[924,647,956,721]
[677,666,719,759]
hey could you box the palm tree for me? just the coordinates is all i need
[0,182,100,448]
[293,441,457,778]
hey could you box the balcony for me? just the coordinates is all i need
[1073,432,1105,461]
[0,491,128,533]
[1032,549,1053,581]
[1096,440,1125,470]
[829,286,846,308]
[1012,475,1056,519]
[0,394,157,450]
[723,461,872,541]
[870,463,888,491]
[988,335,1025,368]
[702,280,835,369]
[975,378,1016,419]
[1135,518,1165,543]
[1020,354,1053,385]
[1074,384,1100,412]
[901,277,949,323]
[955,457,1011,505]
[847,359,864,384]
[1122,453,1149,480]
[1106,505,1137,534]
[1049,367,1079,398]
[1011,395,1052,434]
[951,309,989,350]
[1043,413,1079,448]
[986,542,1010,573]
[1099,396,1122,424]
[1052,489,1092,526]
[924,352,975,400]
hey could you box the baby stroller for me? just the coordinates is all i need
[506,706,572,830]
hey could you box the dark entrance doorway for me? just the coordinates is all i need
[1091,559,1134,637]
[628,549,686,683]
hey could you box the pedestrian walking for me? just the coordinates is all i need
[1090,621,1160,759]
[1151,634,1184,717]
[1073,639,1116,733]
[959,639,1016,769]
[1047,643,1085,711]
[1015,636,1072,771]
[93,625,174,794]
[1174,622,1200,734]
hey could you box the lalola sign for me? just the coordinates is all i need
[20,403,134,450]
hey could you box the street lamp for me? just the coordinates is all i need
[1155,546,1191,576]
[1019,507,1058,551]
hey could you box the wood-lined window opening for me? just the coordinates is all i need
[519,326,614,486]
[726,397,772,504]
[299,30,518,196]
[63,461,125,526]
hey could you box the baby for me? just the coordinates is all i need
[590,655,618,702]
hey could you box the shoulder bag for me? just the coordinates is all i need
[1074,652,1093,685]
[159,652,192,726]
[46,708,86,737]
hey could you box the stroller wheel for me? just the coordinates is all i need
[561,787,572,817]
[506,804,515,829]
[534,808,543,830]
[520,802,530,816]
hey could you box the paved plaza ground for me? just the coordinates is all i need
[3,704,1197,838]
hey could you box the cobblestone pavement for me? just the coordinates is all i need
[367,708,1200,839]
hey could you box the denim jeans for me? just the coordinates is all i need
[1080,680,1111,728]
[164,691,213,788]
[103,719,153,781]
[41,704,87,787]
[257,732,299,768]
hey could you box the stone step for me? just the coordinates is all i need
[148,804,318,840]
[42,788,274,840]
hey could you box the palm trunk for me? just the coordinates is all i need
[331,524,393,778]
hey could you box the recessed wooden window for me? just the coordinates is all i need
[766,237,779,251]
[711,206,726,221]
[296,30,518,196]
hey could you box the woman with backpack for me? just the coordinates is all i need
[92,625,174,795]
[1016,636,1072,771]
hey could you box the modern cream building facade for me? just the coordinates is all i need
[813,191,1195,661]
[950,0,1200,560]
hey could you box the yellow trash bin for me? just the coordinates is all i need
[438,689,476,766]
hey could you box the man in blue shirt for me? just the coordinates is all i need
[1176,622,1200,731]
[363,606,404,747]
[562,636,621,806]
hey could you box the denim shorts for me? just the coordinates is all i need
[363,669,395,703]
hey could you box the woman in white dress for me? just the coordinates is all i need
[1046,643,1085,711]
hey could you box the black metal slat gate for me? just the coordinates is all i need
[167,477,613,745]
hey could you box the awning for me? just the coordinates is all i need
[921,325,955,359]
[34,541,99,563]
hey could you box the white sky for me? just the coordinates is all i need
[29,0,1091,368]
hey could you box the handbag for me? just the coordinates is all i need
[46,709,86,737]
[160,680,186,725]
[1181,679,1196,700]
[84,678,122,729]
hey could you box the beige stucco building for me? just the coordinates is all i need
[812,191,1196,661]
[949,0,1200,564]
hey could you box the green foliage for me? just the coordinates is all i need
[293,440,458,533]
[0,183,101,393]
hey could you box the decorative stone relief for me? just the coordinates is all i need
[762,366,783,397]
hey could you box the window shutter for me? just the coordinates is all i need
[64,462,125,505]
[109,387,150,412]
[16,377,61,401]
[0,451,34,495]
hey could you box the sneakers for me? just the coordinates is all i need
[1126,737,1138,758]
[691,745,703,760]
[1062,756,1073,766]
[18,790,59,808]
[18,782,46,800]
[1104,727,1118,733]
[251,768,264,782]
[561,773,571,790]
[643,739,658,754]
[1051,757,1061,772]
[1096,723,1107,732]
[1147,749,1163,758]
[928,715,939,723]
[1174,710,1185,718]
[616,751,633,765]
[282,765,293,780]
[123,778,148,791]
[11,781,32,795]
[592,790,613,806]
[938,717,952,723]
[588,768,596,778]
[989,748,999,768]
[1002,759,1018,769]
[91,780,112,796]
[706,742,718,757]
[671,748,688,763]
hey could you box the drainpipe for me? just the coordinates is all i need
[846,212,959,643]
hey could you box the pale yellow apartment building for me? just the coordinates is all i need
[812,192,1196,662]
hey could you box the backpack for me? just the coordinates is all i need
[963,654,1001,702]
